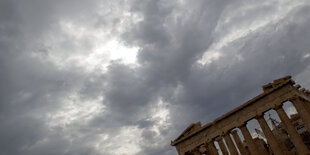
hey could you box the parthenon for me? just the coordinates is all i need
[171,76,310,155]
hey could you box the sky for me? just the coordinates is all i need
[1,0,310,155]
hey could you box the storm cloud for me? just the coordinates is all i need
[1,0,310,154]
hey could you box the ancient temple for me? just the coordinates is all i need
[171,76,310,155]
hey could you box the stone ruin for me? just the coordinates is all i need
[171,76,310,155]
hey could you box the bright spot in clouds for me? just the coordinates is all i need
[93,39,139,65]
[52,21,140,72]
[84,39,139,71]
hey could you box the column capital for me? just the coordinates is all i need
[237,122,247,128]
[255,113,264,119]
[288,95,302,101]
[230,130,238,134]
[206,138,215,143]
[214,136,222,141]
[223,129,233,135]
[273,104,282,110]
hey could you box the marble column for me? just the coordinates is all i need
[215,137,229,155]
[305,99,310,113]
[206,141,219,155]
[275,105,310,154]
[231,130,247,155]
[223,132,239,155]
[291,96,310,131]
[256,115,285,155]
[239,124,260,155]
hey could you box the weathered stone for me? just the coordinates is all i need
[171,76,310,155]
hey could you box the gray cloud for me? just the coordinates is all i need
[1,0,310,155]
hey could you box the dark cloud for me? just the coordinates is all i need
[0,0,310,154]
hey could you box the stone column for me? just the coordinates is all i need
[256,115,285,155]
[305,99,310,113]
[239,124,260,155]
[300,96,310,113]
[215,137,229,155]
[275,105,310,154]
[231,130,247,155]
[176,147,182,155]
[206,141,219,155]
[291,96,310,131]
[223,132,239,155]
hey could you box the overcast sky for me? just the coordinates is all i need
[1,0,310,155]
